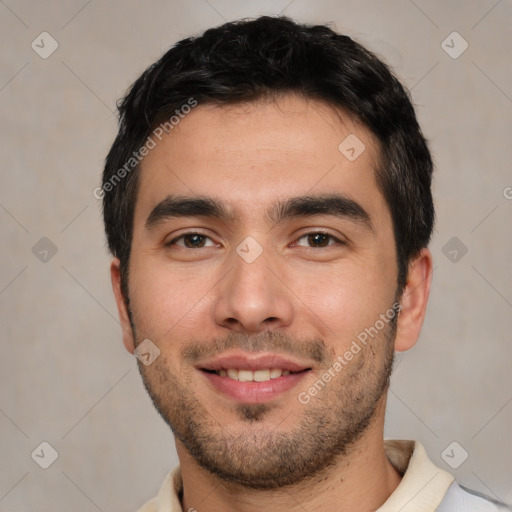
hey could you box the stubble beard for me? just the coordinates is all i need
[134,317,397,490]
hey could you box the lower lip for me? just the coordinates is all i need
[201,370,310,404]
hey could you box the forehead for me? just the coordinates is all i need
[135,94,386,224]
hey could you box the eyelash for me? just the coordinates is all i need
[166,231,344,249]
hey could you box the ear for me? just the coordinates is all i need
[110,258,135,354]
[394,248,433,352]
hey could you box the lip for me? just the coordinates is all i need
[197,352,312,372]
[201,370,310,404]
[197,351,313,404]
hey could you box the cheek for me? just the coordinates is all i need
[128,258,213,341]
[291,263,396,344]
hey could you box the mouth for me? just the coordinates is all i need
[201,367,309,381]
[197,352,313,404]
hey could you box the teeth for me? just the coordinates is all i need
[238,370,253,382]
[227,369,239,380]
[215,368,294,382]
[270,368,282,379]
[253,369,270,382]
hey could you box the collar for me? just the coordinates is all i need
[137,440,454,512]
[377,440,454,511]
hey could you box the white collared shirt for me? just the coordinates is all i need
[136,440,509,511]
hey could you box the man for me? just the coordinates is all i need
[100,16,510,512]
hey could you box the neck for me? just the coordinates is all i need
[176,400,402,512]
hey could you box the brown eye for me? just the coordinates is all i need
[296,232,340,248]
[168,233,215,248]
[183,234,207,248]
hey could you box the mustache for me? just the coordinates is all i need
[181,330,329,365]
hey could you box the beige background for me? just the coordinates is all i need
[1,0,511,510]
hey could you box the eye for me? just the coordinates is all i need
[295,232,343,248]
[167,233,217,249]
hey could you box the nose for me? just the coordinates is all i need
[213,244,294,334]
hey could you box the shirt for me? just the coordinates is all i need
[136,439,510,511]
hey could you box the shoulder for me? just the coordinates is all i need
[135,466,182,512]
[136,497,158,512]
[436,482,512,512]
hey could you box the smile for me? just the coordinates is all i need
[196,351,314,403]
[204,368,302,381]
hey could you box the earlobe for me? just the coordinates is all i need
[110,258,136,354]
[394,248,433,352]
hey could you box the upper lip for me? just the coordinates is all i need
[197,352,313,372]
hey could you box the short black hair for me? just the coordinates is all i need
[101,15,435,299]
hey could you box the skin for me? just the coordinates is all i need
[111,94,433,512]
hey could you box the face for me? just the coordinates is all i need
[115,95,406,489]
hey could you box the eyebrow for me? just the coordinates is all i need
[145,193,373,231]
[145,196,237,228]
[268,194,373,230]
